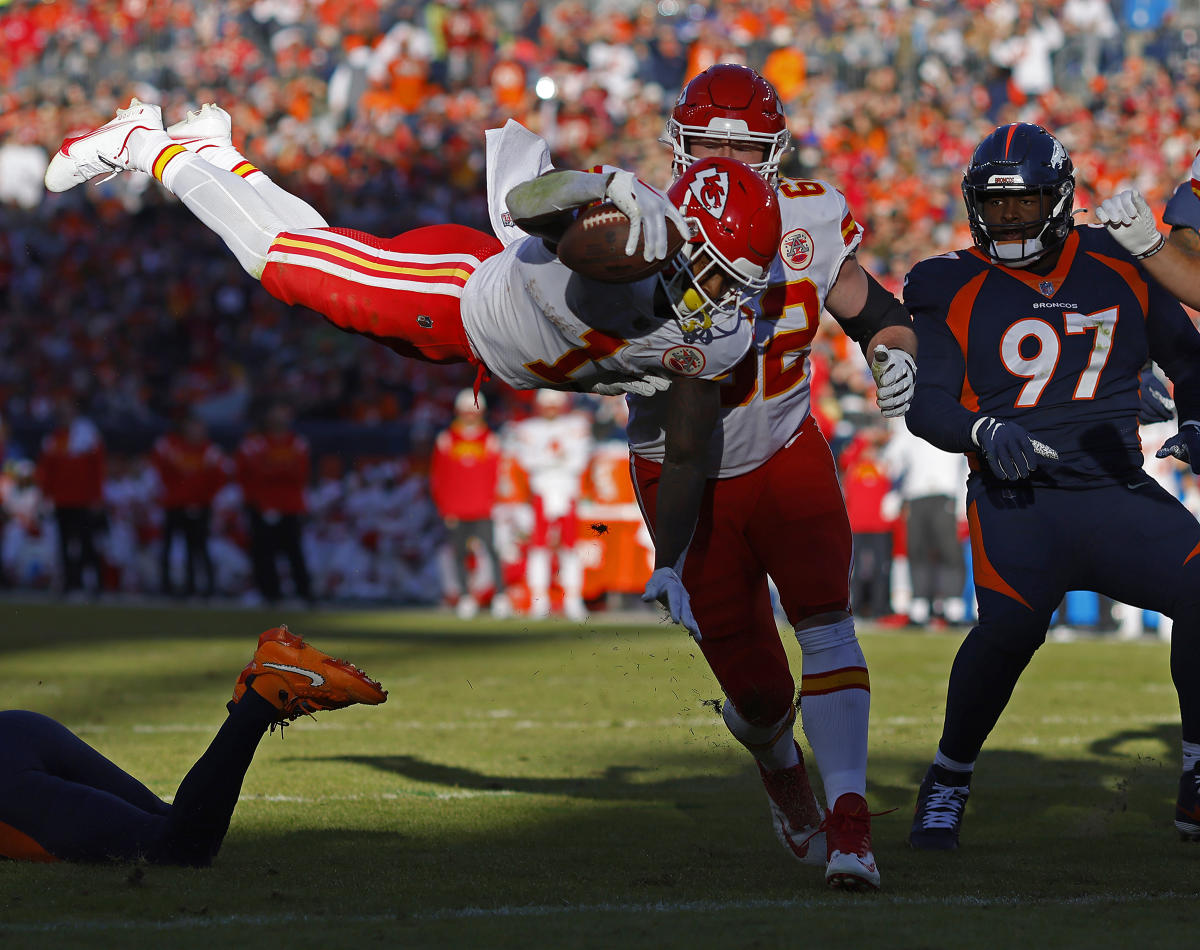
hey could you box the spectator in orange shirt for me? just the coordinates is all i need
[430,389,510,619]
[151,413,230,599]
[36,398,106,597]
[235,402,312,605]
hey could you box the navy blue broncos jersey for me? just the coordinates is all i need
[904,224,1200,487]
[1164,180,1200,232]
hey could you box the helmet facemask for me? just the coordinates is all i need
[662,119,791,188]
[962,123,1076,268]
[662,64,791,187]
[963,181,1074,268]
[658,238,766,340]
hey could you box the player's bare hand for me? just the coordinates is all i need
[1095,190,1166,259]
[1156,420,1200,474]
[605,170,691,262]
[642,567,699,638]
[870,346,916,417]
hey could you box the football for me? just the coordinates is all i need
[556,202,686,283]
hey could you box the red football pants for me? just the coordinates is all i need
[632,416,852,724]
[260,224,503,364]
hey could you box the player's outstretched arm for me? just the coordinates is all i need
[506,169,687,261]
[1097,189,1200,309]
[640,375,719,638]
[826,259,917,417]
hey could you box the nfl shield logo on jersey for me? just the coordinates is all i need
[782,228,814,271]
[1038,280,1054,297]
[662,345,707,376]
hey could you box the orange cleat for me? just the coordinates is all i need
[233,625,387,722]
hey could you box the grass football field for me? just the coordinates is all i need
[1,601,1198,948]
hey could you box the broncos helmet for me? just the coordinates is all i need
[658,156,781,331]
[663,64,791,186]
[962,123,1075,267]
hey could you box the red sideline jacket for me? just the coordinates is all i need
[430,421,501,521]
[236,431,310,515]
[152,433,229,510]
[37,421,105,508]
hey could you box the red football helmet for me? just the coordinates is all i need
[659,156,781,328]
[663,64,791,186]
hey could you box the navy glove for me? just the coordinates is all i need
[1137,366,1175,424]
[971,416,1056,480]
[1156,421,1200,474]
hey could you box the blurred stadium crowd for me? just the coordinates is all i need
[1,0,1199,617]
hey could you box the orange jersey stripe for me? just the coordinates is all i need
[1184,539,1200,566]
[270,234,476,284]
[946,270,987,413]
[1086,251,1149,317]
[801,665,870,696]
[151,143,188,182]
[0,820,58,862]
[966,499,1032,608]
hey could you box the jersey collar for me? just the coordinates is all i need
[970,231,1079,298]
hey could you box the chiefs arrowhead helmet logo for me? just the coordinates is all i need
[689,166,730,218]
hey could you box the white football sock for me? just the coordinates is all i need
[721,701,800,771]
[158,157,288,278]
[795,617,870,805]
[172,126,328,230]
[934,749,976,774]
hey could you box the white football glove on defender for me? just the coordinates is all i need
[588,376,672,397]
[870,345,917,417]
[642,567,700,639]
[605,169,691,262]
[1095,189,1166,259]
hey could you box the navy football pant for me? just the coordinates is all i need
[0,690,275,864]
[939,474,1200,762]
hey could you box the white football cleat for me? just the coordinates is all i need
[166,103,234,154]
[824,793,881,890]
[45,98,163,193]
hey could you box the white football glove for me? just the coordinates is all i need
[605,169,691,262]
[642,567,700,639]
[870,345,917,417]
[588,376,672,398]
[1094,189,1166,259]
[1191,147,1200,200]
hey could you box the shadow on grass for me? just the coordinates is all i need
[0,601,617,656]
[299,752,746,804]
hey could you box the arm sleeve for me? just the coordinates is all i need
[504,169,613,243]
[1145,278,1200,423]
[903,268,979,453]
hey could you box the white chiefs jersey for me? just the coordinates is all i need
[459,236,753,392]
[628,178,863,477]
[504,411,593,519]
